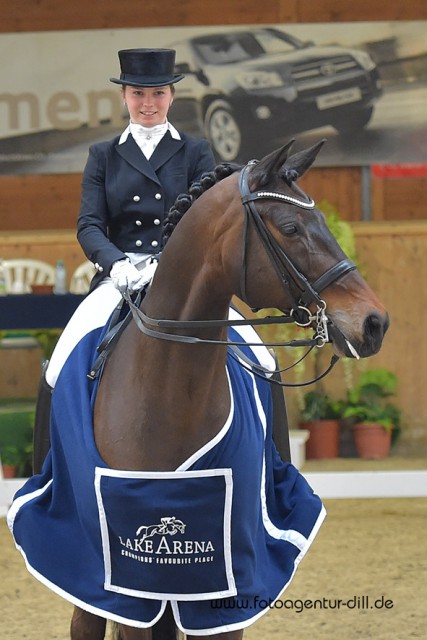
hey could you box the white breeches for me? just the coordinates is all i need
[45,254,155,388]
[45,278,122,387]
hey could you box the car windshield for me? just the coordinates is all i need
[193,30,302,65]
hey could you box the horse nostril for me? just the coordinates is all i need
[363,312,389,350]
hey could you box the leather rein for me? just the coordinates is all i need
[121,162,357,384]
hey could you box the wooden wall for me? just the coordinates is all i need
[0,231,85,282]
[0,175,82,232]
[3,0,427,32]
[1,167,425,232]
[1,0,427,447]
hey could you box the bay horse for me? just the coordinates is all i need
[81,139,387,638]
[10,140,389,640]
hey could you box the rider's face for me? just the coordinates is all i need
[122,85,174,127]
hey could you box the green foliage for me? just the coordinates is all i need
[342,368,401,435]
[1,442,33,475]
[318,199,358,263]
[0,401,35,476]
[32,329,61,359]
[17,443,33,477]
[300,390,343,422]
[1,444,21,465]
[0,329,60,359]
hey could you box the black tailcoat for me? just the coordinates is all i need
[77,130,216,287]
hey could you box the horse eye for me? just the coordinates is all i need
[281,223,298,236]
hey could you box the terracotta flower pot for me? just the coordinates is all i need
[2,463,17,478]
[352,422,392,459]
[299,419,340,460]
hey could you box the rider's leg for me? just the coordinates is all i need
[32,372,53,474]
[45,280,122,388]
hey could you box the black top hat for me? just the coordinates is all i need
[110,48,184,87]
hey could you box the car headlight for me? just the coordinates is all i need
[236,71,284,90]
[352,50,376,72]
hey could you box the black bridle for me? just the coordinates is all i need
[121,162,357,384]
[238,161,356,323]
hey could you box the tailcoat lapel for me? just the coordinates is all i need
[115,136,161,184]
[150,131,185,171]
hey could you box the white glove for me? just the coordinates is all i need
[110,259,146,293]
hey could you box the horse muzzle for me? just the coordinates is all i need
[328,311,390,359]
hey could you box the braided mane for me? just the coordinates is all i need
[163,162,242,245]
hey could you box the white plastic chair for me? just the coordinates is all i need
[1,259,56,349]
[69,261,95,294]
[3,259,55,294]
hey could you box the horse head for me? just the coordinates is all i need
[240,140,389,359]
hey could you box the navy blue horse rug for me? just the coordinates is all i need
[8,320,325,635]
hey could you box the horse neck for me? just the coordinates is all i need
[136,196,239,393]
[144,260,229,329]
[142,184,240,344]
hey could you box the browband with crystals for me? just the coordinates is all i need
[242,191,315,209]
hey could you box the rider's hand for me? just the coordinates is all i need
[110,259,146,293]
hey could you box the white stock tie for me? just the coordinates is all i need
[129,123,168,159]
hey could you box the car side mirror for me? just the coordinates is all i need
[175,63,210,86]
[195,69,210,86]
[175,63,192,74]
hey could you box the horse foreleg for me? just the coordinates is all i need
[116,627,153,640]
[70,606,107,639]
[116,602,177,640]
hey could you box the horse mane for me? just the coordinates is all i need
[163,162,242,245]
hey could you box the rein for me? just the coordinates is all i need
[122,162,357,386]
[122,293,340,387]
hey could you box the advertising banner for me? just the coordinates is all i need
[1,21,426,174]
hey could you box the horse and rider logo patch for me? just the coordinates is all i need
[94,467,236,600]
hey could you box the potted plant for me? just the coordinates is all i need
[1,444,21,478]
[299,390,343,459]
[1,442,33,478]
[342,368,401,459]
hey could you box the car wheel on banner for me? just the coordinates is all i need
[332,106,374,135]
[204,100,243,162]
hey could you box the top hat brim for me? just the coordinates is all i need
[110,74,185,87]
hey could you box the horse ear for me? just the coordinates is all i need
[250,139,295,187]
[283,138,326,180]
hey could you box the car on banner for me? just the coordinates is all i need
[169,27,382,162]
